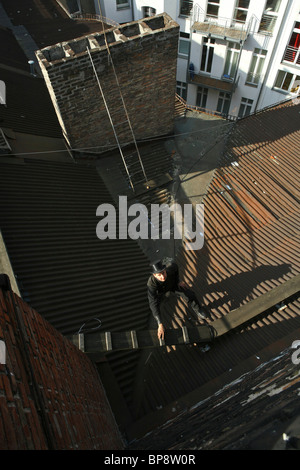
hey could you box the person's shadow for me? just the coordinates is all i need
[195,263,292,318]
[147,263,292,330]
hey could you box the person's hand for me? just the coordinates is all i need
[157,323,165,340]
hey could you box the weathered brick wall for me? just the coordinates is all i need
[36,14,179,153]
[0,287,124,450]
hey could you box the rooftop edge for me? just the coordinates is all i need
[35,13,179,66]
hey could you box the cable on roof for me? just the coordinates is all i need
[77,317,102,334]
[2,93,295,159]
[180,122,236,183]
[169,116,238,259]
[0,120,235,158]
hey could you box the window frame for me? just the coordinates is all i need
[178,32,191,59]
[245,48,267,86]
[274,70,300,93]
[200,37,215,74]
[258,0,282,34]
[282,22,300,65]
[223,42,240,80]
[217,91,231,115]
[238,97,254,118]
[179,0,193,17]
[233,0,250,24]
[206,0,220,18]
[176,81,187,100]
[116,0,130,10]
[142,6,156,18]
[196,86,208,108]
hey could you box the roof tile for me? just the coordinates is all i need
[0,288,124,449]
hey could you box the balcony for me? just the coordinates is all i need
[187,69,239,93]
[282,46,300,67]
[191,5,253,43]
[258,14,277,35]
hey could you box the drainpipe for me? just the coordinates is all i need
[229,37,245,115]
[186,7,196,104]
[254,0,293,113]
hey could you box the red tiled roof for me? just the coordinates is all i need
[0,286,123,450]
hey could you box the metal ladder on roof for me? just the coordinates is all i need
[71,324,214,358]
[86,43,149,193]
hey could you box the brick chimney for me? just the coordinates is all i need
[36,13,179,154]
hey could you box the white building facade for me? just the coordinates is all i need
[75,0,300,118]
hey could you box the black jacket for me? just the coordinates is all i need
[147,263,179,325]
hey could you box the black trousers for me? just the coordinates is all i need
[160,287,200,310]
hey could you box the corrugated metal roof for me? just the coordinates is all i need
[94,140,175,192]
[189,99,300,317]
[129,329,300,450]
[0,68,62,138]
[0,26,29,71]
[127,99,300,425]
[0,93,299,440]
[3,100,300,431]
[0,158,151,409]
[0,159,150,334]
[2,0,299,444]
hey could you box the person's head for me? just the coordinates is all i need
[151,260,167,282]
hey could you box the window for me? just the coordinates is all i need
[233,0,250,23]
[142,7,156,17]
[66,0,81,14]
[196,87,208,108]
[180,0,193,16]
[264,0,281,11]
[238,97,253,118]
[259,0,281,34]
[207,0,220,18]
[200,38,215,73]
[178,32,190,58]
[283,22,300,65]
[116,0,130,8]
[217,92,231,115]
[223,42,240,79]
[246,48,267,85]
[274,71,300,93]
[176,81,187,100]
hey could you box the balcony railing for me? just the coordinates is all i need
[245,72,263,86]
[282,46,300,66]
[258,14,277,35]
[191,5,254,43]
[175,93,238,121]
[187,69,239,93]
[70,12,120,28]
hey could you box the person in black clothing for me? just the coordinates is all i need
[147,260,207,340]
